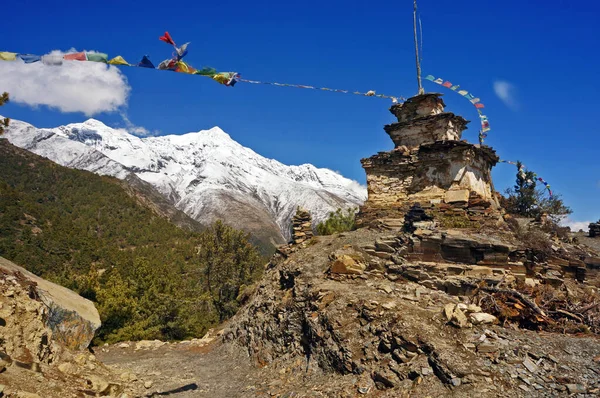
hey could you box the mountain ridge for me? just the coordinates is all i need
[3,116,367,249]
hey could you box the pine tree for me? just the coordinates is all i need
[502,161,572,222]
[513,161,538,217]
[0,92,9,135]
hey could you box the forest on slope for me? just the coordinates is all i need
[0,139,263,343]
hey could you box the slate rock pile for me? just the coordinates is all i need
[291,207,313,245]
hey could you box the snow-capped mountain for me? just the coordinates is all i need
[2,117,366,247]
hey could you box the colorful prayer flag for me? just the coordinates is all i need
[470,98,481,104]
[475,103,485,109]
[159,32,176,46]
[442,81,452,88]
[425,75,435,81]
[137,55,155,68]
[41,54,63,66]
[450,85,460,91]
[64,52,86,61]
[108,56,130,66]
[434,78,443,84]
[18,54,41,63]
[465,93,475,100]
[85,52,108,63]
[194,67,217,76]
[0,52,17,61]
[458,90,469,96]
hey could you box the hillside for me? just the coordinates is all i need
[3,117,366,251]
[0,139,263,343]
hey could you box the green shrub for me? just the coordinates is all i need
[316,208,357,235]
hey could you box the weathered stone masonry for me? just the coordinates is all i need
[358,93,500,226]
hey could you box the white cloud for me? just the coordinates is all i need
[119,112,160,137]
[0,50,130,116]
[493,80,519,111]
[560,217,591,232]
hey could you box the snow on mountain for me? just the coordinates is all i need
[2,117,366,244]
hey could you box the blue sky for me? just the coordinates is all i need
[1,0,598,226]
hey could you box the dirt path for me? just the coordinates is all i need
[97,341,269,397]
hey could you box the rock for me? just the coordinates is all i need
[523,357,538,373]
[421,367,433,376]
[443,303,455,321]
[135,340,167,351]
[450,377,462,387]
[0,257,100,350]
[414,228,433,237]
[16,392,41,398]
[373,252,393,260]
[118,343,130,349]
[290,208,314,245]
[382,302,397,310]
[373,371,396,389]
[466,304,482,313]
[57,362,78,375]
[477,343,497,353]
[120,372,138,382]
[445,189,470,204]
[144,380,154,389]
[469,313,498,325]
[375,241,396,253]
[74,353,88,365]
[379,285,393,294]
[566,384,587,394]
[584,256,600,268]
[0,359,9,373]
[330,255,366,275]
[524,278,538,288]
[443,304,470,328]
[87,375,110,394]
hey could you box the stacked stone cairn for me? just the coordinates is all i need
[589,221,600,238]
[357,93,501,229]
[291,207,314,245]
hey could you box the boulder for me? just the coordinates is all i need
[0,257,100,351]
[444,189,470,204]
[330,255,366,275]
[469,313,498,325]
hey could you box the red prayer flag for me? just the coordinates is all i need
[475,103,485,109]
[159,32,175,46]
[442,81,452,88]
[64,52,86,61]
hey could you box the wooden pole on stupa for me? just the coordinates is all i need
[413,0,424,95]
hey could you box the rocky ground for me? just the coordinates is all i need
[94,223,600,398]
[3,222,599,397]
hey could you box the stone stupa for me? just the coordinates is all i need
[357,93,501,228]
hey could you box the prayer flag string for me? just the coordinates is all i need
[424,74,490,145]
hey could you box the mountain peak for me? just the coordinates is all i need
[81,118,109,128]
[3,116,367,244]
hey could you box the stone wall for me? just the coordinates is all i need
[384,113,468,148]
[359,141,499,226]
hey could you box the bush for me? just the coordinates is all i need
[316,208,357,235]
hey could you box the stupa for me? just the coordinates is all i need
[357,93,500,227]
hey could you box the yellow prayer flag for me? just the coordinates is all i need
[175,61,190,73]
[0,52,18,61]
[108,56,130,66]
